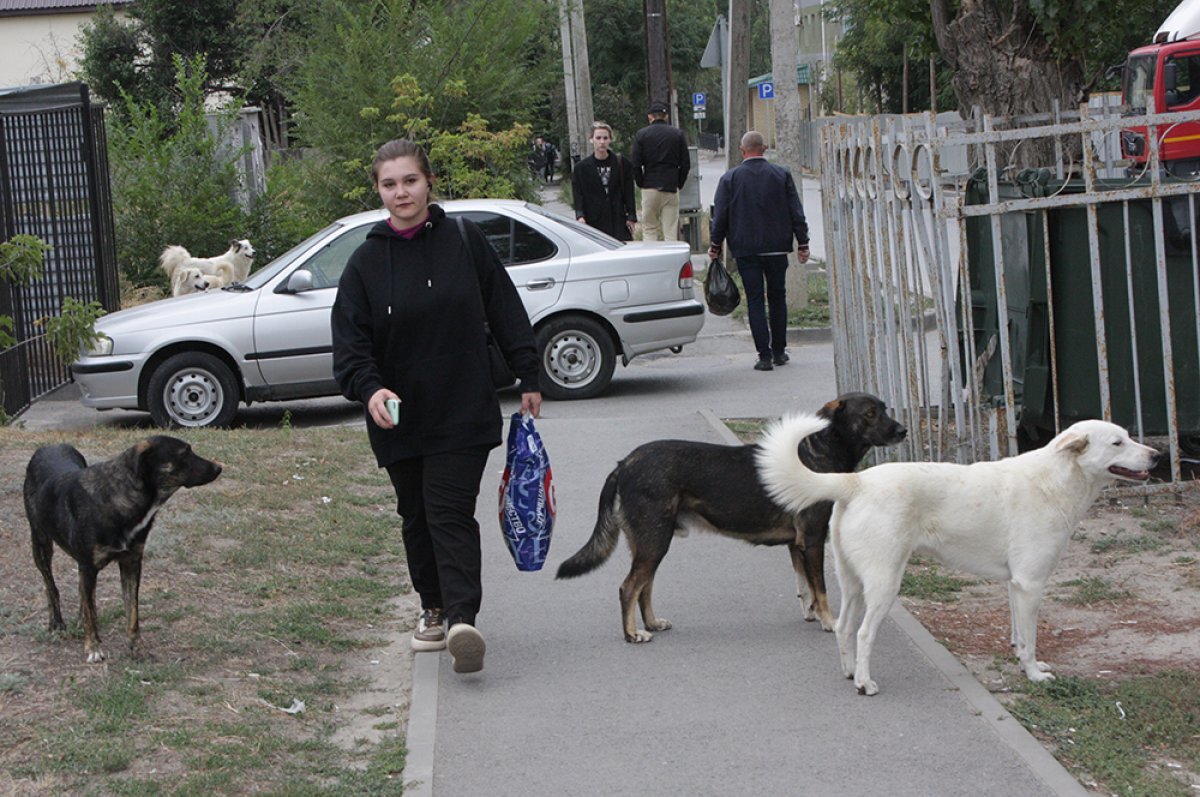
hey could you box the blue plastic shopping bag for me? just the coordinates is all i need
[498,412,556,571]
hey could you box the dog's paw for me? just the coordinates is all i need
[856,678,879,696]
[1025,666,1056,683]
[645,617,672,632]
[85,648,106,664]
[625,630,654,643]
[816,614,836,632]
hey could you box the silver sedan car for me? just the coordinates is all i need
[71,200,706,427]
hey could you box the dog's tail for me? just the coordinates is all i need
[556,467,622,579]
[159,245,190,278]
[756,413,859,513]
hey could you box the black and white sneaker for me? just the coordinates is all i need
[447,623,486,673]
[411,608,446,652]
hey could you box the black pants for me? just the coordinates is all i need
[386,446,491,627]
[738,254,789,359]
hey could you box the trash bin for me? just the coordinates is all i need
[963,169,1200,444]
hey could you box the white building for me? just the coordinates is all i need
[0,0,131,89]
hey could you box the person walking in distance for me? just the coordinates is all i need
[572,122,637,240]
[708,131,810,371]
[631,101,690,241]
[331,139,543,674]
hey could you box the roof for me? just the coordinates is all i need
[0,0,131,14]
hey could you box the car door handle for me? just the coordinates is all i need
[526,278,556,290]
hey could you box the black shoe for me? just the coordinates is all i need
[754,358,774,371]
[772,352,790,366]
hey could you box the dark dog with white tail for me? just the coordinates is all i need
[556,393,906,642]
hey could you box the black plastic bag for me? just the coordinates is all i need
[704,257,741,316]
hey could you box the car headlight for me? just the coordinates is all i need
[84,335,113,357]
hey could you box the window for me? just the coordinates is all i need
[1166,51,1200,108]
[458,211,556,266]
[302,225,371,289]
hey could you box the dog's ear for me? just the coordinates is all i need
[1055,431,1089,455]
[818,399,842,419]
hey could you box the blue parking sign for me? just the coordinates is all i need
[758,82,775,100]
[693,92,706,107]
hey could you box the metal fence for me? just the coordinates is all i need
[819,104,1200,492]
[0,82,118,418]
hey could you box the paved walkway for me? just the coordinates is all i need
[405,406,1086,796]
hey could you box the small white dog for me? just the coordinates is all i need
[170,266,221,296]
[756,415,1159,696]
[161,239,255,296]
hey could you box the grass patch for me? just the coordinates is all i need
[725,266,831,328]
[901,562,972,602]
[1057,577,1133,605]
[724,418,767,443]
[1010,672,1200,796]
[1090,534,1166,555]
[0,425,410,795]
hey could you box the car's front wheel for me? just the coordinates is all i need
[535,315,616,400]
[146,352,240,428]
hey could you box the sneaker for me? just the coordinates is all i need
[754,358,774,371]
[411,608,446,652]
[447,623,486,673]
[772,352,790,366]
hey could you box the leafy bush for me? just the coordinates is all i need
[106,55,249,290]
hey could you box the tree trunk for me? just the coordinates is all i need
[769,0,807,308]
[727,0,751,170]
[929,0,1084,118]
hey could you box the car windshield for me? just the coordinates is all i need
[238,223,345,289]
[1125,55,1157,113]
[523,202,623,249]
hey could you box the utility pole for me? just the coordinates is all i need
[727,0,751,169]
[644,0,672,111]
[559,0,593,166]
[770,0,807,308]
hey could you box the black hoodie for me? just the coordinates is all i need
[331,205,540,466]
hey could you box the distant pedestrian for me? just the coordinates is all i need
[530,137,548,180]
[708,131,809,371]
[542,139,559,183]
[572,121,637,241]
[631,101,690,241]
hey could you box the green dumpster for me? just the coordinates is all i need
[962,169,1200,447]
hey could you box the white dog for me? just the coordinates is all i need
[756,415,1159,696]
[160,239,255,296]
[169,266,221,296]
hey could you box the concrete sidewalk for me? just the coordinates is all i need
[404,409,1087,796]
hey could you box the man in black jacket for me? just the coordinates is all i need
[572,121,637,240]
[631,101,690,241]
[709,131,809,371]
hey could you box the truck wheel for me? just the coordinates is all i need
[147,352,240,428]
[535,315,616,400]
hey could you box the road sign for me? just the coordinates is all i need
[693,92,707,107]
[693,111,706,119]
[758,82,775,100]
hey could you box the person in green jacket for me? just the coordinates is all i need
[331,139,542,674]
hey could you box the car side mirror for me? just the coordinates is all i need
[281,269,313,294]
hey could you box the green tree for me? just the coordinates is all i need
[106,56,250,289]
[286,0,554,212]
[78,0,243,113]
[928,0,1180,116]
[830,0,955,114]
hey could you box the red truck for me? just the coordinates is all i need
[1121,0,1200,175]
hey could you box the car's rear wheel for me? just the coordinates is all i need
[147,352,240,428]
[535,315,616,400]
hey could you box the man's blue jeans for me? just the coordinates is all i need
[736,254,789,360]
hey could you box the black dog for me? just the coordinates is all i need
[556,393,906,642]
[24,436,221,662]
